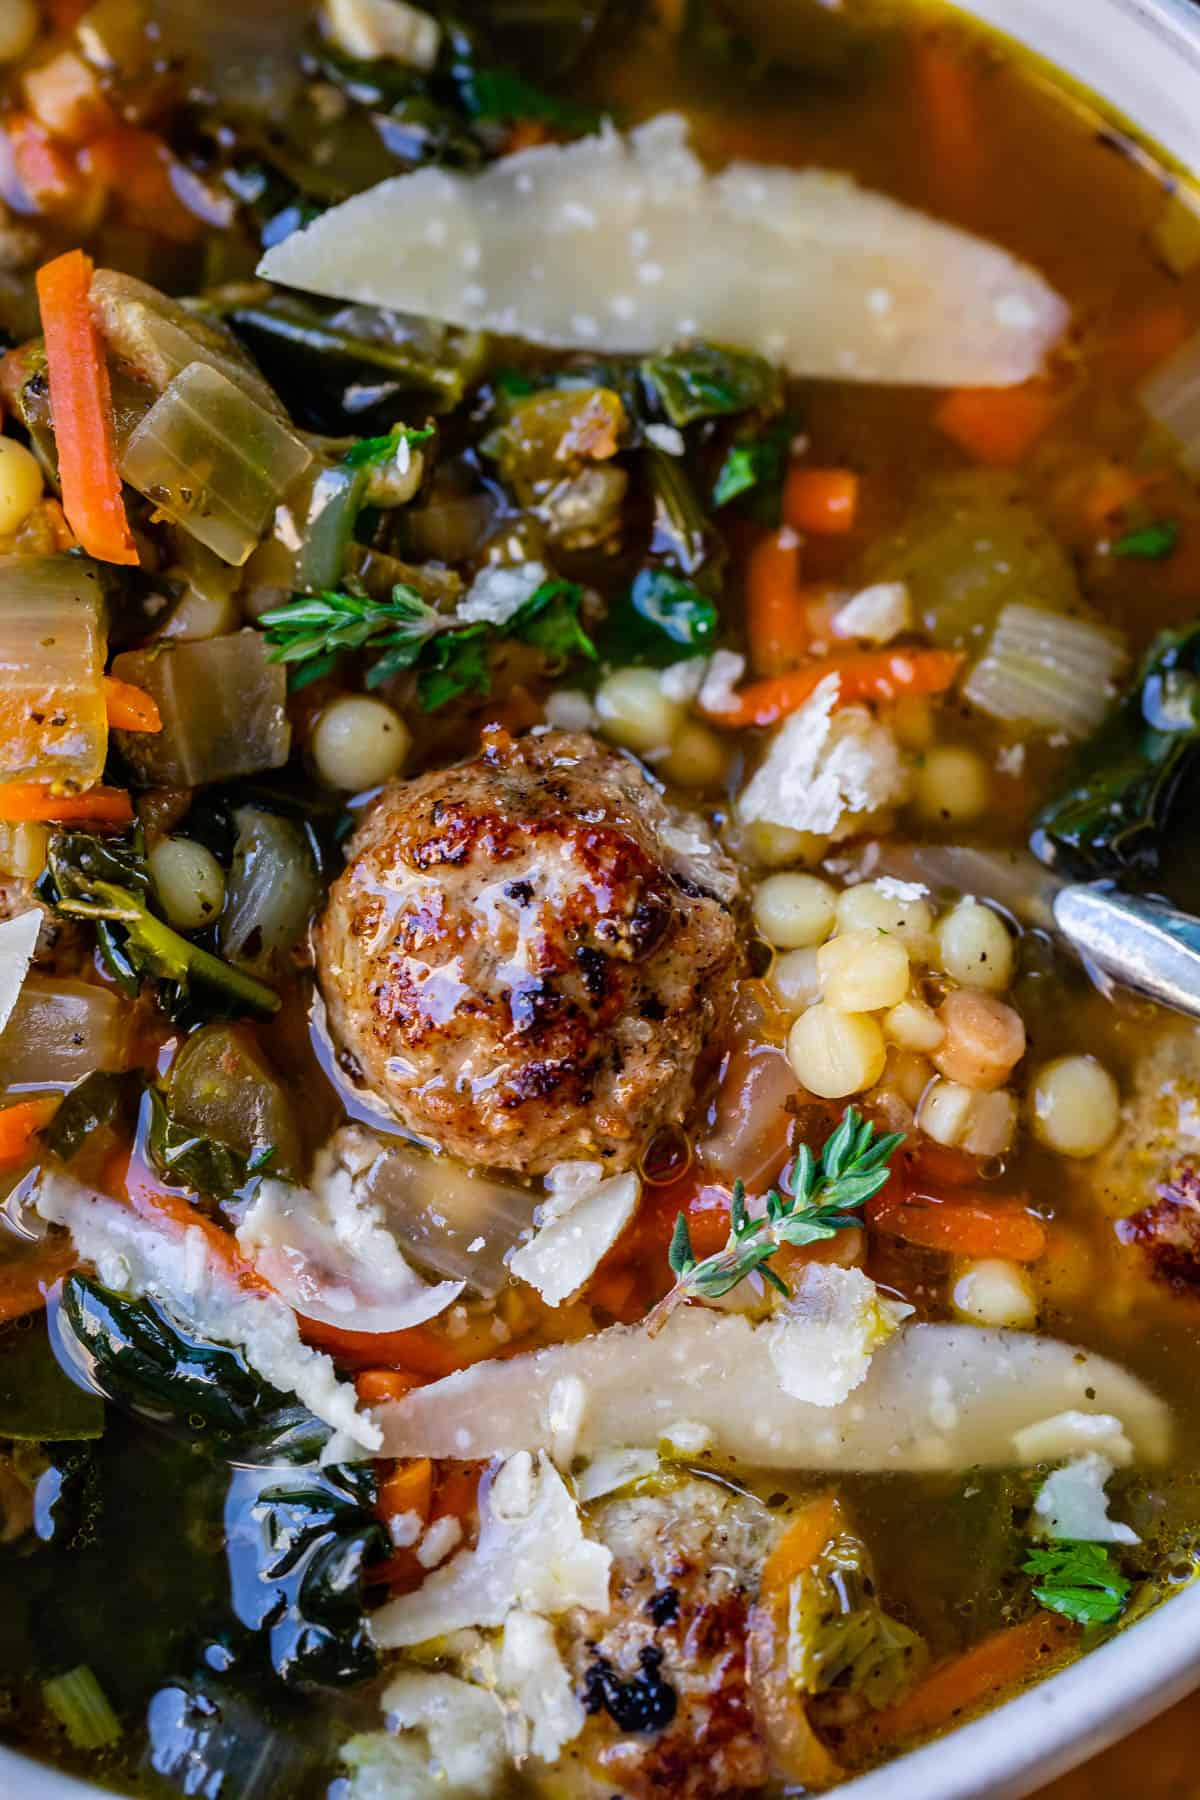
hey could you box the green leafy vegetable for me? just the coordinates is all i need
[646,446,726,588]
[61,1275,329,1465]
[1034,619,1200,877]
[147,1089,273,1203]
[1023,1540,1131,1626]
[226,1463,387,1685]
[787,1525,928,1709]
[1112,519,1178,560]
[713,418,793,522]
[649,1107,903,1332]
[343,423,435,470]
[509,576,599,662]
[452,62,601,131]
[41,1069,143,1164]
[0,1319,105,1442]
[642,342,781,427]
[42,1665,122,1750]
[414,622,492,709]
[37,834,280,1021]
[622,569,719,657]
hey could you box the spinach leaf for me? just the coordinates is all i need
[42,1069,144,1164]
[400,580,595,708]
[343,423,435,469]
[713,418,793,523]
[602,570,719,667]
[225,1463,387,1686]
[147,1089,274,1203]
[646,447,726,588]
[451,61,601,132]
[1034,620,1200,877]
[61,1276,329,1466]
[642,342,781,427]
[0,1319,104,1442]
[509,577,597,663]
[37,832,280,1022]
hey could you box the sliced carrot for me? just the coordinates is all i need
[36,248,138,566]
[377,1457,433,1525]
[916,37,978,188]
[760,1491,840,1594]
[103,675,162,733]
[0,784,133,827]
[868,1186,1046,1262]
[298,1315,473,1378]
[934,381,1059,467]
[431,1463,482,1525]
[0,1096,59,1166]
[745,529,811,676]
[0,1240,77,1322]
[783,467,859,536]
[866,1612,1077,1749]
[355,1368,426,1406]
[707,648,963,730]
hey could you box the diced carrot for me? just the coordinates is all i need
[868,1185,1047,1262]
[378,1457,433,1525]
[935,381,1059,467]
[1078,462,1150,532]
[0,1096,59,1166]
[706,648,963,730]
[80,127,201,243]
[298,1315,472,1378]
[783,467,859,536]
[36,248,138,566]
[760,1491,840,1593]
[103,675,162,733]
[907,1143,984,1188]
[431,1464,481,1525]
[505,120,551,154]
[355,1369,426,1406]
[0,1240,77,1322]
[745,529,811,676]
[866,1612,1077,1748]
[0,784,133,827]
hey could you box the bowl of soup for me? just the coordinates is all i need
[2,1,1200,1797]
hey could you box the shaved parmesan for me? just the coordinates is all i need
[341,1672,506,1800]
[763,1264,910,1406]
[37,1169,379,1450]
[738,675,910,840]
[497,1610,586,1762]
[1033,1452,1139,1545]
[371,1452,611,1648]
[1013,1409,1134,1467]
[509,1164,639,1307]
[259,115,1067,386]
[576,1446,660,1502]
[237,1148,462,1334]
[832,581,913,644]
[374,1314,1169,1472]
[321,0,439,68]
[0,908,40,1038]
[457,560,551,628]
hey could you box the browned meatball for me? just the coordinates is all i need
[315,726,740,1176]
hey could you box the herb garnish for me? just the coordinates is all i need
[343,423,434,470]
[1112,519,1178,560]
[713,418,793,522]
[261,577,596,706]
[647,1107,904,1334]
[1022,1541,1131,1627]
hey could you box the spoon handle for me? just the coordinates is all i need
[1053,884,1200,1021]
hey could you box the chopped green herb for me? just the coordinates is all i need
[511,577,599,663]
[1112,519,1179,560]
[415,621,492,710]
[343,423,435,469]
[261,584,442,684]
[649,1107,904,1332]
[1022,1540,1131,1626]
[713,419,793,522]
[642,342,781,427]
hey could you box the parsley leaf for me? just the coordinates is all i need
[713,419,793,522]
[343,424,434,470]
[1112,519,1179,560]
[642,342,781,427]
[510,577,598,663]
[1022,1541,1131,1626]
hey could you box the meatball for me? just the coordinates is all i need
[315,727,740,1176]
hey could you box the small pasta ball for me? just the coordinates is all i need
[312,694,411,790]
[148,837,226,933]
[883,1045,934,1108]
[834,880,934,955]
[884,995,945,1054]
[913,744,991,824]
[936,899,1015,992]
[932,988,1026,1091]
[768,946,822,1015]
[918,1078,1017,1156]
[658,719,727,789]
[962,1088,1018,1157]
[952,1259,1036,1330]
[787,1004,887,1099]
[1030,1056,1120,1159]
[743,821,830,868]
[0,0,37,63]
[0,437,44,535]
[594,667,684,753]
[752,872,837,949]
[818,927,910,1012]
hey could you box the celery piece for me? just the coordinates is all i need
[0,554,107,789]
[111,631,290,787]
[42,1665,121,1750]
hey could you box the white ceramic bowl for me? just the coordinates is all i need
[5,2,1200,1795]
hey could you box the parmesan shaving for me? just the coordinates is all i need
[738,675,910,840]
[509,1163,639,1307]
[0,907,41,1038]
[1032,1453,1140,1545]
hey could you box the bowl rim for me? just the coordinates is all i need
[6,1,1200,1797]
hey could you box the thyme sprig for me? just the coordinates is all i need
[647,1107,904,1336]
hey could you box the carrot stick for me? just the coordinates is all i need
[706,648,963,730]
[0,784,132,827]
[866,1612,1077,1749]
[745,529,811,676]
[356,1369,426,1406]
[868,1188,1046,1262]
[0,1095,59,1166]
[298,1315,472,1378]
[916,38,978,188]
[103,675,162,733]
[934,382,1059,467]
[36,249,138,566]
[377,1457,433,1525]
[760,1491,840,1593]
[783,467,859,535]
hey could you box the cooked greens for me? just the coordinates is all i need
[1023,1541,1132,1627]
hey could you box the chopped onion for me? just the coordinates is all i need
[147,0,304,111]
[90,269,284,418]
[0,976,127,1093]
[1141,328,1200,470]
[111,632,290,787]
[120,363,312,567]
[0,909,40,1039]
[219,809,320,974]
[260,114,1067,387]
[403,487,502,565]
[374,1314,1170,1472]
[964,604,1126,740]
[0,555,107,790]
